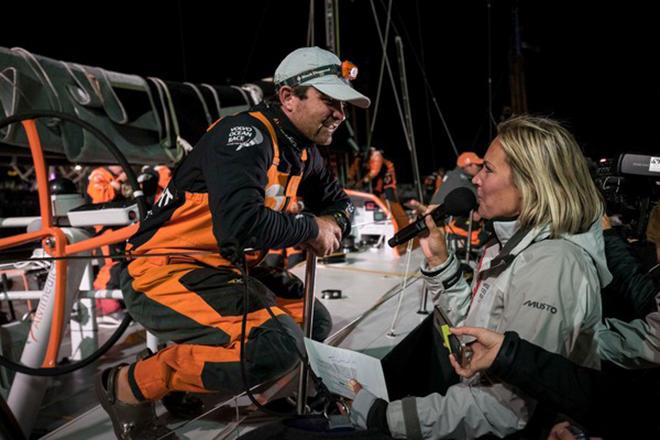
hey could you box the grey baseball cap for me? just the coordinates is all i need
[274,47,371,109]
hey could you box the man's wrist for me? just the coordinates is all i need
[488,331,519,379]
[330,211,349,237]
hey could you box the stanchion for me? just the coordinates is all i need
[296,252,317,414]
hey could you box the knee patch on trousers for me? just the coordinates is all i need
[312,300,332,341]
[201,314,304,393]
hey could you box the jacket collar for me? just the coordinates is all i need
[257,102,310,152]
[493,219,551,250]
[493,219,520,247]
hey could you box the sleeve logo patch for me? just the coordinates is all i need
[228,125,264,151]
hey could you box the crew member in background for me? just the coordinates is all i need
[87,165,127,315]
[87,166,126,205]
[348,147,409,239]
[153,165,172,201]
[431,151,482,205]
[433,152,488,252]
[347,147,396,200]
[408,151,482,216]
[422,167,446,204]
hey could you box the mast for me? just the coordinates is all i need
[487,0,494,138]
[325,0,356,185]
[509,1,528,114]
[306,0,315,46]
[324,0,339,55]
[395,36,424,202]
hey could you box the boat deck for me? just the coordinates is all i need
[34,246,428,439]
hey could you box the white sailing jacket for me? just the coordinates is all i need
[355,219,611,439]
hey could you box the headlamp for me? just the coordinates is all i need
[277,60,359,87]
[341,61,358,81]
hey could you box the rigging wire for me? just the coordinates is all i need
[415,0,437,170]
[366,0,394,147]
[330,0,341,56]
[471,72,505,147]
[367,0,412,153]
[374,0,459,156]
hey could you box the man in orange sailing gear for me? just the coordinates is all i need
[95,46,370,439]
[348,147,397,200]
[87,165,128,315]
[360,147,398,202]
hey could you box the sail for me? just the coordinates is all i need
[0,46,260,164]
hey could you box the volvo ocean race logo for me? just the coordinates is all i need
[227,126,264,151]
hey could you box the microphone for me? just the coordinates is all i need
[388,187,478,247]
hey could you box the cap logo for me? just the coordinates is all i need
[278,64,343,88]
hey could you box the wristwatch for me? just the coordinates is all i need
[330,211,350,237]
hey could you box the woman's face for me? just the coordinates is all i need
[472,138,522,220]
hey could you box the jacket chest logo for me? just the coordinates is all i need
[522,300,558,314]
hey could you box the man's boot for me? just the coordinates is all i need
[135,348,204,419]
[95,364,177,439]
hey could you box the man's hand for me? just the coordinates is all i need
[448,326,505,378]
[547,422,591,440]
[304,215,342,257]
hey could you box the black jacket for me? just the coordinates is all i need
[128,102,352,267]
[601,229,657,320]
[489,331,658,438]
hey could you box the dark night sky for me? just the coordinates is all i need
[4,0,660,183]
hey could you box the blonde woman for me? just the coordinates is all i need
[350,115,612,439]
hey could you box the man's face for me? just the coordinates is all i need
[463,163,482,177]
[281,87,346,145]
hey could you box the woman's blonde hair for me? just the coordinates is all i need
[497,115,602,236]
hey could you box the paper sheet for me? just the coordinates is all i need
[304,338,389,401]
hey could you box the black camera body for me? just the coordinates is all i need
[592,154,659,240]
